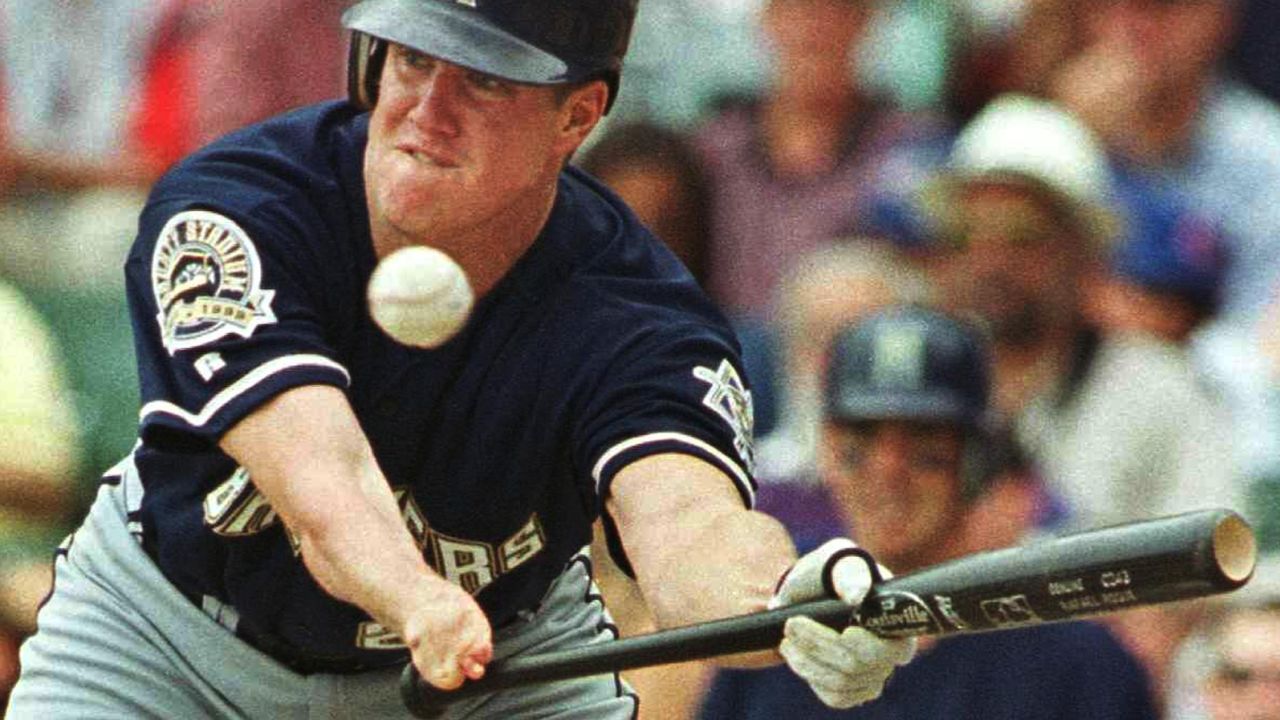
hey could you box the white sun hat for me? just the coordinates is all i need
[927,93,1118,243]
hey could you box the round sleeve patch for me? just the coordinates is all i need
[151,210,278,355]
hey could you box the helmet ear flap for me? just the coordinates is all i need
[348,32,386,109]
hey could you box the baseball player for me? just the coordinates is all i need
[700,305,1160,719]
[6,1,913,718]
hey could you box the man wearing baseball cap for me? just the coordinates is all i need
[700,305,1158,719]
[7,1,915,717]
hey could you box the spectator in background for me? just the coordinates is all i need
[1089,182,1226,345]
[691,0,948,319]
[926,93,1240,525]
[1055,184,1241,710]
[757,243,933,482]
[0,0,180,280]
[1227,0,1280,106]
[1052,0,1280,325]
[0,1,164,488]
[945,0,1099,124]
[1167,561,1280,720]
[182,1,351,149]
[926,93,1242,708]
[0,1,171,195]
[1040,179,1238,534]
[1197,598,1280,719]
[1051,0,1280,560]
[700,305,1157,720]
[924,94,1110,426]
[0,278,82,708]
[578,121,713,287]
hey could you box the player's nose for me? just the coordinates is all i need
[407,67,464,137]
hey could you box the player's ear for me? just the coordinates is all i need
[554,80,608,155]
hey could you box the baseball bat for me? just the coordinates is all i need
[402,508,1256,717]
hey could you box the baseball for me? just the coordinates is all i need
[367,245,474,348]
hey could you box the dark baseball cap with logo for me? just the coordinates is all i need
[824,305,991,428]
[342,0,638,111]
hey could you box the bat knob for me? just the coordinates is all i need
[399,665,452,719]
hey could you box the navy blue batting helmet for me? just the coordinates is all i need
[825,306,990,427]
[342,0,638,113]
[825,305,997,496]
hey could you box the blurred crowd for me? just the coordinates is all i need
[2,0,1279,717]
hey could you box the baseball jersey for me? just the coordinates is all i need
[117,101,757,669]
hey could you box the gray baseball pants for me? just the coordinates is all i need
[6,482,637,719]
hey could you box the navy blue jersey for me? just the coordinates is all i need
[699,621,1158,720]
[116,101,756,667]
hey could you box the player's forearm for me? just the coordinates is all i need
[609,454,796,667]
[285,473,446,634]
[644,506,793,626]
[640,506,795,667]
[220,385,448,639]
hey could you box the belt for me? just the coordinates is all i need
[236,624,402,676]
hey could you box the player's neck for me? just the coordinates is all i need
[371,181,558,298]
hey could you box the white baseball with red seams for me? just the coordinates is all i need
[367,245,474,348]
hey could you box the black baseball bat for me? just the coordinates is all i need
[402,508,1256,717]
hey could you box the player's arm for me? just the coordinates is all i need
[219,383,491,689]
[606,452,795,667]
[609,452,915,707]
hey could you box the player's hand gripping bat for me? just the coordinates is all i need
[401,508,1256,717]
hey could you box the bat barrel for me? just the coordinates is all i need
[855,508,1256,638]
[402,509,1256,717]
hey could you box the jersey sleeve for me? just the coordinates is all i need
[126,198,352,447]
[576,322,758,573]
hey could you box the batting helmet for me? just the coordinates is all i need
[342,0,638,113]
[825,305,998,497]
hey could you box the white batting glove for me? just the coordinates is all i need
[770,539,917,709]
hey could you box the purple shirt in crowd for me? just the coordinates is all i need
[692,99,949,318]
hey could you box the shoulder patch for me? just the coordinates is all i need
[693,359,756,474]
[151,210,277,355]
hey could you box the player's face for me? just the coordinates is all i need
[364,44,597,263]
[821,420,966,571]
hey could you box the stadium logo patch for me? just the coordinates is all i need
[151,210,276,354]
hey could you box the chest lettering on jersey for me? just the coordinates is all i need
[355,514,547,650]
[151,210,277,355]
[204,467,280,536]
[202,471,547,649]
[693,359,756,473]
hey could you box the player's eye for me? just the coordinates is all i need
[466,70,512,95]
[396,47,435,72]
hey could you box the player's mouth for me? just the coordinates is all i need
[397,143,460,169]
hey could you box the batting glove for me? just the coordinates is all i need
[770,538,917,709]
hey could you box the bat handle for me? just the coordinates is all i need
[399,597,856,717]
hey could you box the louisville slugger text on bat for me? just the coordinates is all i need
[402,508,1257,717]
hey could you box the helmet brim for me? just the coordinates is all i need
[826,391,980,427]
[342,0,573,86]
